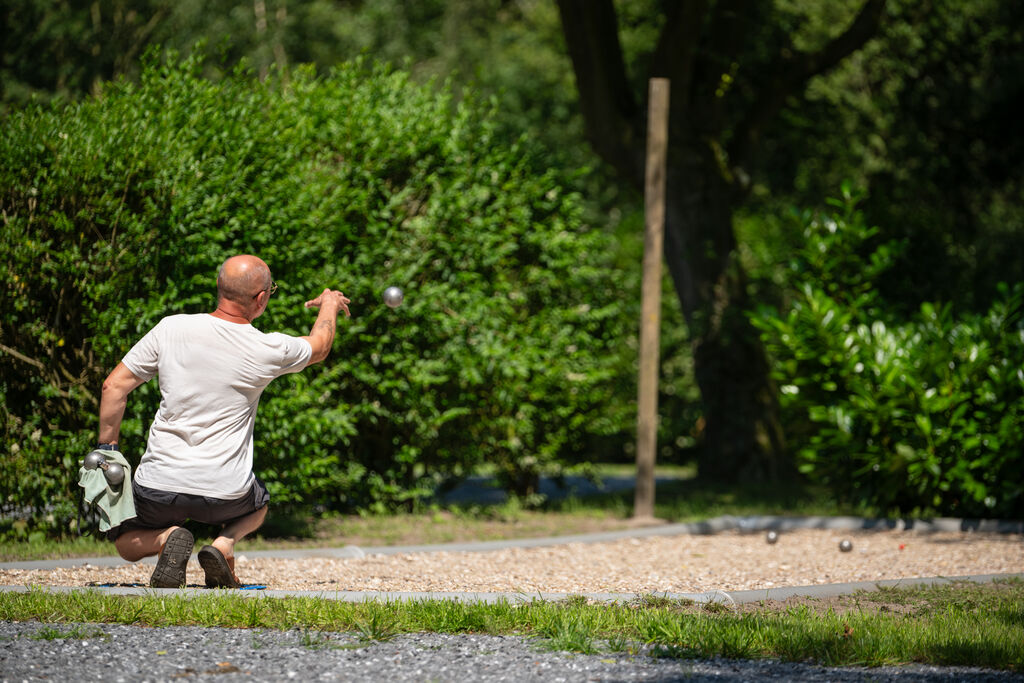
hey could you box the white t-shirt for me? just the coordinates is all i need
[121,313,312,498]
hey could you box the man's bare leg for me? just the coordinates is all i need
[209,506,268,578]
[115,526,181,562]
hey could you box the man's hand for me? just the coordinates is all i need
[301,289,351,365]
[304,289,351,318]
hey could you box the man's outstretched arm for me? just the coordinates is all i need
[302,288,351,365]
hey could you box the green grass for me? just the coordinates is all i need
[1,580,1021,670]
[29,624,109,641]
[546,474,852,521]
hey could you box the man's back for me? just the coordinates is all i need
[123,313,311,498]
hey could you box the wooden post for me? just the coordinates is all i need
[634,78,670,521]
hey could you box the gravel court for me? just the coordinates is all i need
[2,516,1022,598]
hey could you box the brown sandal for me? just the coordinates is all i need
[197,545,241,589]
[150,528,194,588]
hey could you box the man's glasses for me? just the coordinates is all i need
[253,281,278,299]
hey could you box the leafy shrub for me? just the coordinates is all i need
[751,185,1024,518]
[0,53,634,535]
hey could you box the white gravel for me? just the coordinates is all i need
[2,528,1021,592]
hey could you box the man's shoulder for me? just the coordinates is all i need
[159,312,207,322]
[262,329,310,348]
[155,313,214,330]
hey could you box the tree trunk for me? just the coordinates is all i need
[662,147,790,482]
[556,0,885,484]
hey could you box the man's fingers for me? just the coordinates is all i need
[304,288,333,309]
[305,289,350,312]
[332,291,351,318]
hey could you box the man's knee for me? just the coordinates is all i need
[113,526,172,562]
[114,533,143,562]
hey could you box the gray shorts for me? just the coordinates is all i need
[107,476,270,541]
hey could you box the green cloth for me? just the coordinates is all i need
[77,450,136,532]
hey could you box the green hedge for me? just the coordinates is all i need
[751,186,1024,518]
[0,54,635,536]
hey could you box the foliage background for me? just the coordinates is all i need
[1,0,1022,534]
[749,187,1023,518]
[0,55,636,537]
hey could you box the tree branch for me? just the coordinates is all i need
[730,0,887,171]
[556,0,643,183]
[0,342,45,370]
[648,0,708,113]
[795,0,888,82]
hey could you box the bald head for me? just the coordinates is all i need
[217,255,272,305]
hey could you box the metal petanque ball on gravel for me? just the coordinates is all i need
[839,539,853,552]
[766,530,778,544]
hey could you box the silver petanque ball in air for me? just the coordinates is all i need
[839,539,853,552]
[103,462,125,486]
[83,451,106,470]
[382,286,404,308]
[766,530,779,544]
